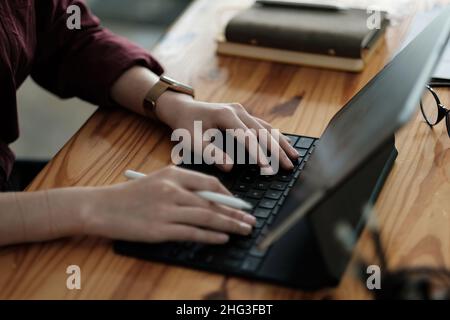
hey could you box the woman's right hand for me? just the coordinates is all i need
[82,166,256,244]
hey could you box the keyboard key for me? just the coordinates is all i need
[182,242,196,249]
[267,215,275,225]
[239,174,255,184]
[292,157,302,166]
[222,259,242,269]
[227,249,247,260]
[255,182,270,190]
[176,250,191,261]
[241,257,262,272]
[249,166,259,173]
[270,182,288,191]
[192,245,212,258]
[299,162,306,170]
[247,189,264,199]
[187,250,198,261]
[295,137,315,149]
[168,246,182,258]
[233,239,253,249]
[195,251,214,264]
[295,148,308,157]
[259,199,277,209]
[260,226,270,236]
[293,157,304,168]
[202,254,214,264]
[255,218,265,229]
[249,246,267,258]
[304,154,311,162]
[273,205,282,215]
[285,135,299,146]
[242,198,259,208]
[253,208,271,218]
[277,173,292,182]
[222,180,234,189]
[265,190,283,200]
[251,229,261,239]
[233,192,245,199]
[260,175,274,181]
[233,183,250,192]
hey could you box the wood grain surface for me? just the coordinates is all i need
[0,0,449,299]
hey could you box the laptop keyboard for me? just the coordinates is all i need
[161,135,318,274]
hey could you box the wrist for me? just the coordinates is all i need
[51,187,97,237]
[15,188,97,242]
[154,90,195,127]
[76,186,110,237]
[47,186,102,237]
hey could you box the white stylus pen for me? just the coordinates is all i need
[124,170,253,210]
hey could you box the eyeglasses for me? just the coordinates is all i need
[420,85,450,137]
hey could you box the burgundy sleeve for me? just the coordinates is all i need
[31,0,164,107]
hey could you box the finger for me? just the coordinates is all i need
[276,131,301,163]
[255,117,300,160]
[268,126,300,162]
[241,113,294,171]
[254,117,276,133]
[255,117,291,146]
[202,138,234,172]
[172,187,256,226]
[219,114,271,169]
[238,114,292,171]
[162,224,230,244]
[172,208,253,236]
[212,203,256,226]
[170,184,214,208]
[166,166,232,195]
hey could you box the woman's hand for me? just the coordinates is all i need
[110,67,299,173]
[155,91,300,173]
[83,166,256,244]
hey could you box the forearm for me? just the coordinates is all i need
[0,188,92,246]
[110,66,193,124]
[110,66,160,117]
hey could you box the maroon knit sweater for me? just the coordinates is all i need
[0,0,163,190]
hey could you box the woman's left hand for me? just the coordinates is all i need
[155,91,300,173]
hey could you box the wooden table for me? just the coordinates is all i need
[1,0,449,299]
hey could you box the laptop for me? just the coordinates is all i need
[114,8,450,290]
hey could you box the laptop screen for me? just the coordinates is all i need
[262,8,450,252]
[307,10,450,191]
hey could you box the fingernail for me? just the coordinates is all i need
[218,234,229,243]
[285,161,294,170]
[240,222,253,235]
[224,154,234,165]
[223,163,234,172]
[243,214,257,226]
[261,166,276,175]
